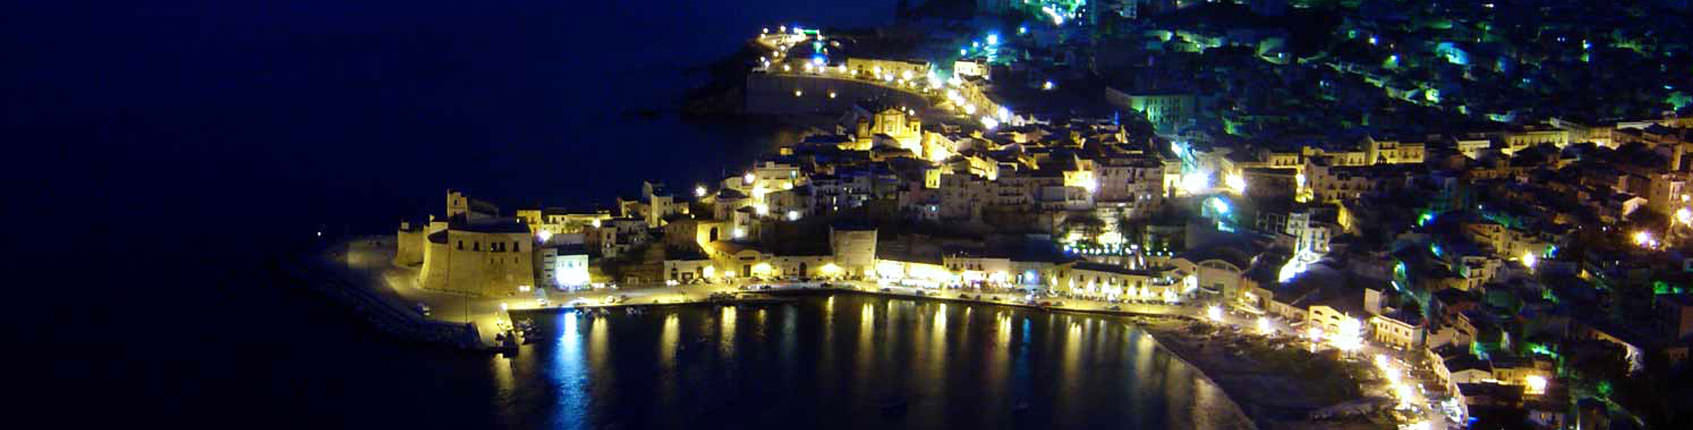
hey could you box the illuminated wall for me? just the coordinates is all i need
[420,228,536,297]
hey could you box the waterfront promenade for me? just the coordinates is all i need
[317,236,1459,429]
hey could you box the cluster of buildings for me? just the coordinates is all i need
[390,2,1693,428]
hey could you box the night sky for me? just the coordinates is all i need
[4,1,897,425]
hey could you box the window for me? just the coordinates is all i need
[457,240,463,250]
[473,242,480,251]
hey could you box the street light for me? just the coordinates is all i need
[1206,305,1223,322]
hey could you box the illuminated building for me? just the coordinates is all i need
[410,191,537,297]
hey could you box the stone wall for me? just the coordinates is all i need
[420,229,536,296]
[745,73,929,115]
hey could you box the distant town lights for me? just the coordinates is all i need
[694,185,707,197]
[986,34,999,45]
[744,172,756,184]
[1042,80,1055,91]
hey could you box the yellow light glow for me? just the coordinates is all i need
[792,89,802,97]
[1525,374,1548,395]
[820,262,842,277]
[694,185,707,197]
[703,266,717,279]
[536,229,553,243]
[1633,230,1654,247]
[753,204,769,216]
[1256,317,1272,335]
[1224,173,1246,195]
[1096,231,1123,245]
[744,172,756,184]
[1677,207,1692,225]
[1207,305,1223,322]
[751,262,773,276]
[1522,250,1538,269]
[1332,317,1363,351]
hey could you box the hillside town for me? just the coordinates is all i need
[390,1,1693,429]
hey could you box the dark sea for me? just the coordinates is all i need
[4,1,1244,428]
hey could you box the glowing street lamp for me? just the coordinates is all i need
[536,229,553,243]
[694,185,707,198]
[1256,317,1272,335]
[743,172,756,184]
[1206,305,1223,322]
[1521,250,1538,270]
[1677,207,1692,225]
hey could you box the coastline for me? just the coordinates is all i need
[306,237,1367,429]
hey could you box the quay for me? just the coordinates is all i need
[306,235,1206,353]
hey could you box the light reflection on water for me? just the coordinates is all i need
[510,295,1251,430]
